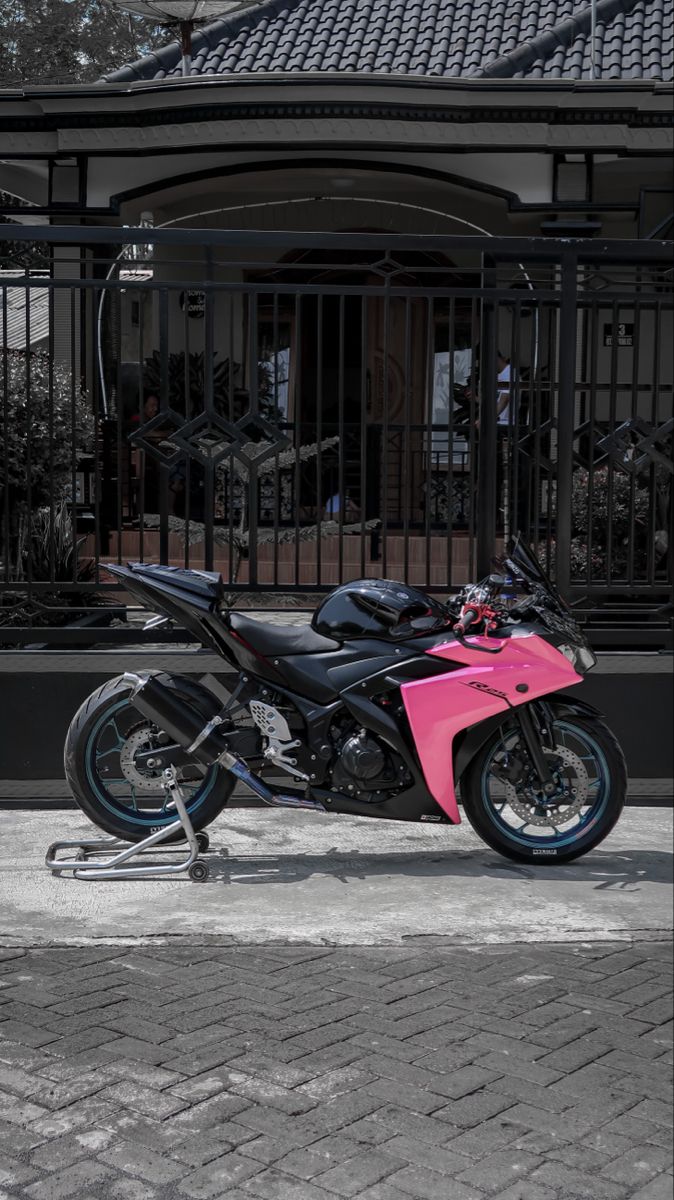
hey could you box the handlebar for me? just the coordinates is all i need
[454,607,481,636]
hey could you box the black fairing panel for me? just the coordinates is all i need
[313,785,447,822]
[271,641,454,705]
[271,640,400,704]
[326,648,436,696]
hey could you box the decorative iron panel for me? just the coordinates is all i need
[0,227,671,647]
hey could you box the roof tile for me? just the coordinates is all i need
[104,0,673,83]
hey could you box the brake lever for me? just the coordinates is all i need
[452,624,503,654]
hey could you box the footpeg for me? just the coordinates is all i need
[249,700,308,780]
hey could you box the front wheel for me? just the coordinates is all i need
[461,710,626,864]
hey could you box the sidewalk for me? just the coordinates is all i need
[0,809,671,1200]
[0,808,671,946]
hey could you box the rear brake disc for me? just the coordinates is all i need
[119,725,167,793]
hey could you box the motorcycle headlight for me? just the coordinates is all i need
[557,643,597,674]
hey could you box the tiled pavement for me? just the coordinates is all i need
[0,942,672,1200]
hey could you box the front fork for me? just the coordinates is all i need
[516,703,558,792]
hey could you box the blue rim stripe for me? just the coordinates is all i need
[481,721,610,849]
[85,698,217,827]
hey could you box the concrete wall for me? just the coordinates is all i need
[0,651,670,803]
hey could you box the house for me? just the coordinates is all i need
[0,0,672,626]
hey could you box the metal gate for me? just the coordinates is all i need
[1,226,672,646]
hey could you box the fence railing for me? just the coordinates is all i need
[1,226,672,646]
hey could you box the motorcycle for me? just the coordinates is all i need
[64,538,626,866]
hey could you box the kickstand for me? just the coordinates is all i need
[45,767,210,882]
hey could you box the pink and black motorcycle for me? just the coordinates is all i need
[65,539,626,865]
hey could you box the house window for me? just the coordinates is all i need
[258,328,290,419]
[430,312,473,465]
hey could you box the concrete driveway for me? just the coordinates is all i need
[0,807,670,947]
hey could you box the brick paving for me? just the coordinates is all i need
[0,941,671,1200]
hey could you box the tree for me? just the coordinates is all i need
[0,0,161,87]
[80,1,162,80]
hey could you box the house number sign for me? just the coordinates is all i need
[179,290,206,319]
[603,322,634,347]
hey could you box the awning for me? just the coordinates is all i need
[0,272,50,350]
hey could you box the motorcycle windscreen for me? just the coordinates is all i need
[501,536,571,612]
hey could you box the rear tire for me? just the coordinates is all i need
[462,712,626,864]
[64,674,235,843]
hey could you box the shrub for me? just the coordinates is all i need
[570,465,653,579]
[1,350,95,580]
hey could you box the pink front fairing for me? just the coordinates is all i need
[400,634,583,824]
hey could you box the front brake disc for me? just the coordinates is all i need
[504,745,590,827]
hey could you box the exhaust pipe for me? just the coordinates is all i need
[123,672,322,812]
[123,672,227,766]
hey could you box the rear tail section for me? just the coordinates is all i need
[105,562,224,645]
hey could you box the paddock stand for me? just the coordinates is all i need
[45,766,211,882]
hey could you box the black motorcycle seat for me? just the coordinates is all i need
[228,612,339,657]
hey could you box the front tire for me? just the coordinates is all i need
[64,674,235,842]
[462,711,626,864]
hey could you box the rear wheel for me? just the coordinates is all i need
[65,674,235,842]
[462,711,626,864]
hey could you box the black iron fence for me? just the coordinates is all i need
[1,226,672,646]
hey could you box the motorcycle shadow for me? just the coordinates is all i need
[202,846,672,890]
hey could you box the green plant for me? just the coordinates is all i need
[0,349,95,579]
[569,465,653,579]
[0,501,99,641]
[26,500,94,584]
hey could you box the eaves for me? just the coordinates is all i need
[0,72,671,125]
[0,77,670,159]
